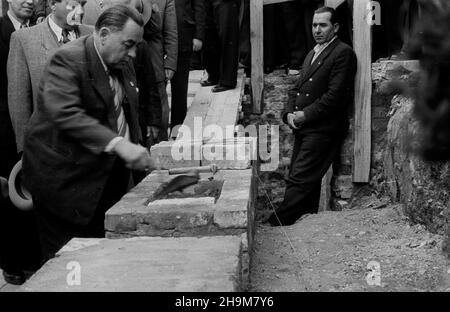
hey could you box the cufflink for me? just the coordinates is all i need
[130,81,135,87]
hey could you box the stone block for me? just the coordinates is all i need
[202,137,257,170]
[150,141,201,169]
[105,169,256,239]
[19,236,244,292]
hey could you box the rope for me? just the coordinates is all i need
[253,166,312,291]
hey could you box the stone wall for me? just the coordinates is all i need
[383,95,450,236]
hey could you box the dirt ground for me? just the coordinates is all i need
[249,198,450,292]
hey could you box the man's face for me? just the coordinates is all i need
[100,19,143,69]
[53,0,86,28]
[312,12,338,45]
[7,0,35,21]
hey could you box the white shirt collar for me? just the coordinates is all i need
[7,10,29,30]
[93,38,109,74]
[48,15,64,42]
[314,36,337,53]
[48,14,77,43]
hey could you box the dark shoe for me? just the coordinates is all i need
[200,79,218,87]
[212,85,235,93]
[2,270,25,285]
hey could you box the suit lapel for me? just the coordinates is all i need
[301,38,341,85]
[85,35,117,132]
[41,18,60,56]
[1,15,15,45]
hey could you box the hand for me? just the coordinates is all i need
[192,38,203,52]
[113,139,156,171]
[293,111,306,126]
[287,113,300,130]
[165,69,175,81]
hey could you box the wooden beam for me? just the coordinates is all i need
[353,0,372,183]
[324,0,346,9]
[263,0,294,5]
[250,0,264,114]
[319,166,333,212]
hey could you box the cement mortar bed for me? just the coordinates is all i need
[105,169,256,244]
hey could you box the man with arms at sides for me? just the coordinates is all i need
[266,6,357,226]
[201,0,239,93]
[0,0,41,286]
[21,4,158,261]
[147,0,177,139]
[170,0,205,133]
[8,0,92,153]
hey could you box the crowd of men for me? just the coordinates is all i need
[0,0,416,287]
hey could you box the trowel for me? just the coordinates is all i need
[151,164,218,200]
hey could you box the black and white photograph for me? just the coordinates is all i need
[0,0,449,301]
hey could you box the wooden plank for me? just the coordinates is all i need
[353,0,372,183]
[176,85,215,142]
[324,0,346,9]
[263,0,294,5]
[319,166,333,212]
[250,0,264,114]
[217,71,245,131]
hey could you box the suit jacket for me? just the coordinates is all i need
[7,16,93,152]
[148,0,178,79]
[283,38,357,135]
[174,0,206,52]
[22,35,142,225]
[0,15,18,176]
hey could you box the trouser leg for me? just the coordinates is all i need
[271,132,343,225]
[170,51,192,130]
[214,0,239,87]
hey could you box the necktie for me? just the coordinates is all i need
[108,70,128,137]
[61,28,70,44]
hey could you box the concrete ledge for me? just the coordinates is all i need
[105,169,255,241]
[19,236,244,292]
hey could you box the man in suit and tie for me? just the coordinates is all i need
[0,0,42,286]
[21,4,157,261]
[267,6,357,226]
[170,0,205,131]
[8,0,92,152]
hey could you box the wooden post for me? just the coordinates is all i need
[250,0,263,114]
[324,0,346,9]
[352,0,372,183]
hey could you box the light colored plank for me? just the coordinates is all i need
[319,166,333,212]
[176,85,215,142]
[353,0,372,183]
[324,0,346,9]
[250,0,264,114]
[217,71,245,132]
[263,0,294,5]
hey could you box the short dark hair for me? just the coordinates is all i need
[314,6,337,25]
[95,4,144,32]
